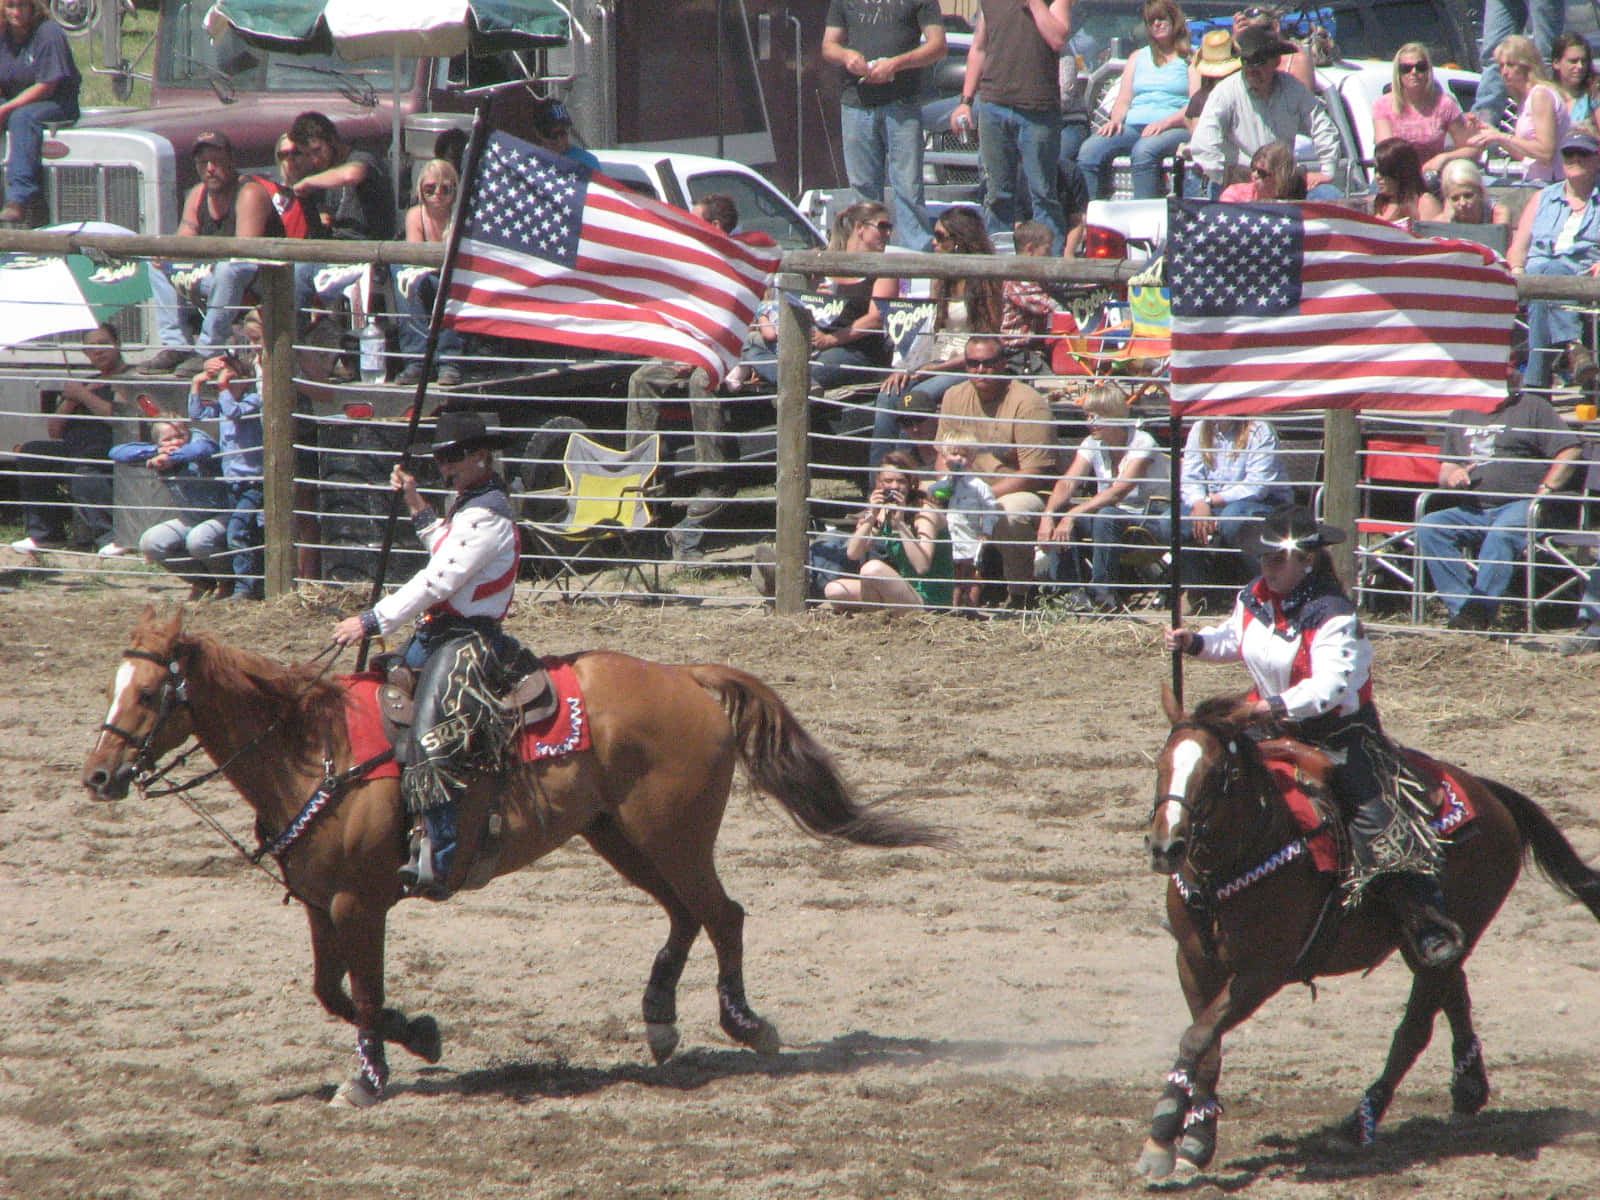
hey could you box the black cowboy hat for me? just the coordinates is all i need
[1243,504,1347,558]
[1234,25,1299,65]
[409,409,513,456]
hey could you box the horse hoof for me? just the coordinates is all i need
[406,1015,442,1064]
[746,1020,781,1057]
[329,1075,383,1109]
[1135,1139,1176,1182]
[646,1022,680,1064]
[1169,1157,1201,1183]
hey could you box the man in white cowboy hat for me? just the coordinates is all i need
[1187,24,1341,194]
[332,409,526,899]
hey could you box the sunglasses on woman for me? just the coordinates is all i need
[421,183,456,196]
[1398,61,1429,75]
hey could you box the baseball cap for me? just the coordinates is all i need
[532,98,574,136]
[1561,129,1600,155]
[896,390,940,420]
[192,131,233,157]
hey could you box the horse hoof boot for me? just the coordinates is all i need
[329,1074,383,1109]
[645,1021,680,1064]
[1135,1138,1176,1181]
[1168,1157,1201,1184]
[406,1015,442,1064]
[744,1019,781,1057]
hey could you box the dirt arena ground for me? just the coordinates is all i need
[3,575,1600,1200]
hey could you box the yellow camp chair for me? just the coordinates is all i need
[521,432,662,602]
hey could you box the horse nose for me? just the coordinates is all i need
[82,764,130,801]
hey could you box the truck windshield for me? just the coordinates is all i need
[160,0,411,93]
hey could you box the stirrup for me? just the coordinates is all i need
[398,826,451,901]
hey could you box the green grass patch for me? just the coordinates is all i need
[73,8,158,111]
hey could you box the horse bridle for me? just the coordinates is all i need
[101,648,191,779]
[1150,722,1235,828]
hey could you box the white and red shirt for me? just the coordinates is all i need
[371,482,519,635]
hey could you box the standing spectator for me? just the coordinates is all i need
[394,157,465,389]
[1419,158,1512,224]
[1187,25,1341,196]
[8,323,129,554]
[1471,0,1563,127]
[1218,141,1306,201]
[1001,218,1066,368]
[870,206,1002,464]
[0,0,79,228]
[288,111,394,332]
[1036,383,1168,610]
[822,0,946,250]
[140,132,286,377]
[1466,36,1567,184]
[935,334,1060,604]
[187,314,265,601]
[110,418,229,600]
[1076,0,1195,200]
[1551,32,1599,125]
[1372,44,1476,185]
[1416,387,1581,630]
[1507,127,1600,393]
[950,0,1072,251]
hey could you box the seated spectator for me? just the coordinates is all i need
[823,452,953,612]
[1218,141,1306,201]
[1158,416,1295,608]
[935,334,1060,605]
[0,0,79,228]
[1551,33,1598,126]
[749,201,898,392]
[110,417,230,599]
[266,132,323,239]
[287,111,395,335]
[1417,386,1581,630]
[530,96,602,171]
[869,206,1001,464]
[930,429,999,609]
[1372,44,1476,187]
[141,132,287,377]
[1077,0,1195,200]
[1466,36,1567,184]
[1002,219,1068,370]
[1177,29,1241,198]
[1419,158,1511,224]
[1188,26,1341,197]
[9,323,130,554]
[1507,128,1600,394]
[187,313,265,601]
[1372,137,1429,229]
[394,157,465,388]
[1035,383,1168,610]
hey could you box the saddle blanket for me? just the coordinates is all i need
[338,656,591,780]
[1268,748,1476,875]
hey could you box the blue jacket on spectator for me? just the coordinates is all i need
[111,430,227,515]
[188,388,262,481]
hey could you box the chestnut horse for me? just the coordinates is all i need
[81,609,945,1107]
[1139,688,1600,1183]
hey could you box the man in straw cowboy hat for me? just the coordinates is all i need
[1164,505,1466,970]
[332,410,531,899]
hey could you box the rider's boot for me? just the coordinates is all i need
[1387,873,1466,970]
[397,770,460,901]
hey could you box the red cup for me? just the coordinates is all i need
[343,401,374,420]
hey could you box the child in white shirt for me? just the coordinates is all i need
[932,429,999,608]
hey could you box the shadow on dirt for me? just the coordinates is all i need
[1205,1106,1600,1187]
[388,1030,1079,1102]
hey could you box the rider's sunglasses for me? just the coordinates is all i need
[434,445,468,465]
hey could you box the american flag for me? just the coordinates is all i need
[444,132,780,383]
[1167,200,1516,416]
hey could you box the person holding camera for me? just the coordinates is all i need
[824,452,952,611]
[187,312,264,600]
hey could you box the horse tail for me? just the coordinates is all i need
[1485,778,1600,921]
[688,664,950,850]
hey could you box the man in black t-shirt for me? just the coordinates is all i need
[822,0,945,250]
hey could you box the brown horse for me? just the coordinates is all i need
[1139,688,1600,1183]
[80,608,945,1107]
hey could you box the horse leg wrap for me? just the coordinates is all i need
[349,1028,389,1102]
[717,970,778,1054]
[1177,1097,1223,1170]
[1450,1035,1489,1115]
[1343,1079,1394,1146]
[1150,1065,1195,1145]
[643,946,686,1026]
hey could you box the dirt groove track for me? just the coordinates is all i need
[2,582,1599,1199]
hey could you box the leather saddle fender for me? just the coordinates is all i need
[375,659,559,750]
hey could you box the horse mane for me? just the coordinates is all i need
[179,628,348,757]
[1184,693,1286,816]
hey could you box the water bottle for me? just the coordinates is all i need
[930,475,955,505]
[358,316,385,383]
[955,111,974,147]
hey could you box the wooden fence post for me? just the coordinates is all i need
[1322,408,1359,591]
[257,264,297,600]
[774,276,810,615]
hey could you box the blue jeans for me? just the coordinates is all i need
[750,340,886,391]
[396,267,464,362]
[5,96,77,206]
[1416,499,1533,615]
[1145,496,1285,586]
[1523,259,1586,388]
[1083,502,1168,588]
[977,101,1064,252]
[869,371,961,465]
[1474,0,1564,120]
[1077,123,1190,200]
[840,99,933,251]
[154,259,261,354]
[226,481,264,597]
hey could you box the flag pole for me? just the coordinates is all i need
[354,98,494,672]
[1168,404,1185,707]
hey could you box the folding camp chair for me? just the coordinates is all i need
[520,432,662,602]
[1523,448,1600,631]
[1317,435,1441,620]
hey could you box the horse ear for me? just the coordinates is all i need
[1160,682,1186,726]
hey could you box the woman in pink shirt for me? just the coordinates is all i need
[1371,43,1475,182]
